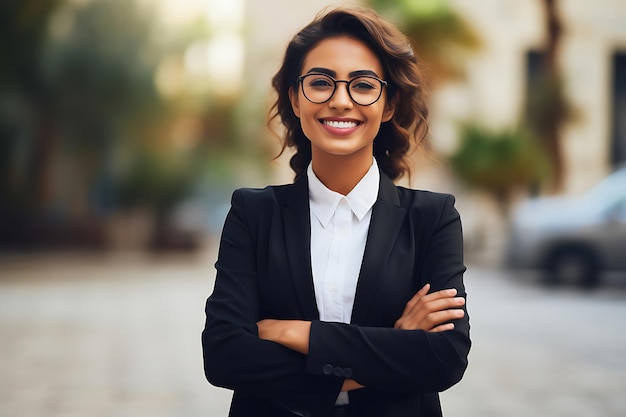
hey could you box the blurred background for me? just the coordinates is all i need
[1,0,625,416]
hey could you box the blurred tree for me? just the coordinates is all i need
[0,0,212,249]
[524,0,572,192]
[0,0,65,245]
[450,123,550,216]
[3,0,263,252]
[43,0,166,224]
[0,0,170,248]
[366,0,481,82]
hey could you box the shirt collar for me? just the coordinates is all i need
[308,158,380,227]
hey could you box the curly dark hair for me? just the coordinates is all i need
[269,7,429,181]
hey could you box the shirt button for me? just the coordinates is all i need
[328,284,336,292]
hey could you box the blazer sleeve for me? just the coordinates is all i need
[202,189,343,416]
[305,194,470,393]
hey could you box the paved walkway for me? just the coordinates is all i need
[0,250,624,416]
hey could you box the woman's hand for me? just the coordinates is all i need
[394,284,465,332]
[342,379,364,392]
[257,319,311,354]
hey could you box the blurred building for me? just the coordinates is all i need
[237,0,625,266]
[5,0,620,251]
[437,0,626,194]
[241,0,626,195]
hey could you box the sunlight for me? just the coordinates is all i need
[155,0,244,97]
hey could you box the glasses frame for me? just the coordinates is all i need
[297,72,388,106]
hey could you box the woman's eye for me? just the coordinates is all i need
[308,78,333,88]
[352,80,376,91]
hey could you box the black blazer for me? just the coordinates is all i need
[202,171,470,417]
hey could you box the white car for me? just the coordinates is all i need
[506,166,626,287]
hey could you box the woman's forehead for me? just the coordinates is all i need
[301,35,384,77]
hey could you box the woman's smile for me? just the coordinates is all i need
[320,117,362,136]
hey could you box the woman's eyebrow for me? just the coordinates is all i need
[305,67,336,77]
[348,70,380,78]
[304,68,381,78]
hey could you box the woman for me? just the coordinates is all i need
[202,7,470,417]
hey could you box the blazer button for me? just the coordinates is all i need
[322,364,334,375]
[333,367,344,377]
[343,368,353,378]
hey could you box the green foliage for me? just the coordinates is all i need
[0,0,256,248]
[43,0,164,144]
[525,72,573,141]
[450,124,550,205]
[1,0,164,185]
[365,0,481,81]
[0,0,63,93]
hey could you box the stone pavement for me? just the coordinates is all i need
[0,250,624,417]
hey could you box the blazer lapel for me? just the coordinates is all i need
[281,177,320,320]
[351,174,406,325]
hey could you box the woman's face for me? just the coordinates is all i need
[289,35,395,162]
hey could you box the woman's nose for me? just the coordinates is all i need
[328,82,353,110]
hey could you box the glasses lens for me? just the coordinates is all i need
[301,74,335,103]
[349,77,383,105]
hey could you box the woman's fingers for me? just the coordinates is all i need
[401,283,430,314]
[424,308,465,330]
[395,286,465,330]
[430,322,455,333]
[407,288,458,311]
[403,285,455,315]
[396,306,465,331]
[404,292,465,320]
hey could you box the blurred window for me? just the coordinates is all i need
[611,51,626,167]
[525,50,545,99]
[613,199,626,222]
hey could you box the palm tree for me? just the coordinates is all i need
[449,123,549,217]
[365,0,481,83]
[525,0,569,192]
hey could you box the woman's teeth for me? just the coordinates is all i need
[323,120,358,129]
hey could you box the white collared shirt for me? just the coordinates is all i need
[308,159,379,404]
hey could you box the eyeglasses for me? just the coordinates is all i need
[297,72,388,106]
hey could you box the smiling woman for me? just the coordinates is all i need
[202,7,470,417]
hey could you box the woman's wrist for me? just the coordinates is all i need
[283,320,311,354]
[257,319,311,354]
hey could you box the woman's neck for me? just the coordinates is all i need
[311,152,373,196]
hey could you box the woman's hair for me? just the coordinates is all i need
[269,7,429,181]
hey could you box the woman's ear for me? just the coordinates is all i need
[289,87,301,118]
[382,94,397,123]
